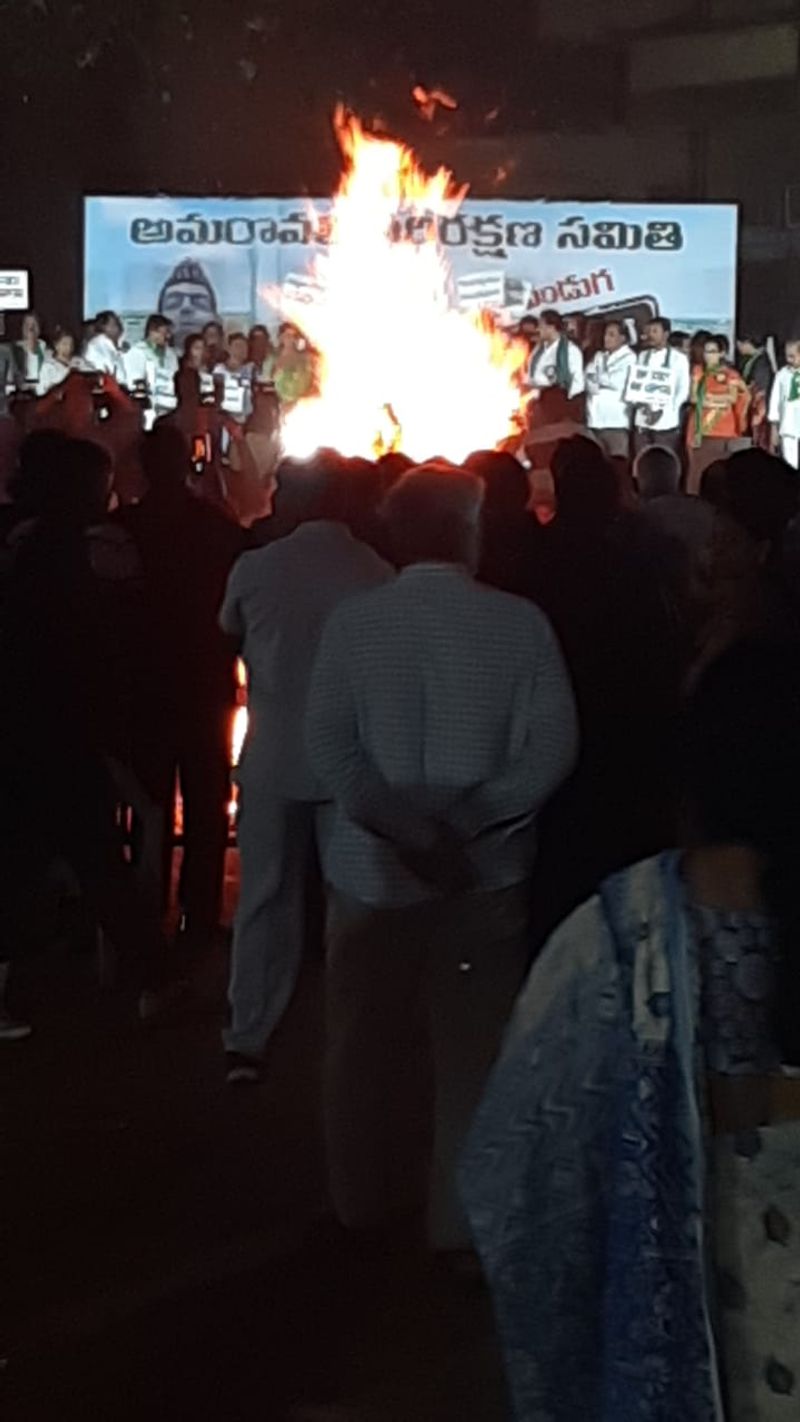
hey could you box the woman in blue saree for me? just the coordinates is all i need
[462,642,800,1421]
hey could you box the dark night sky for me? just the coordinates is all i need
[2,0,553,321]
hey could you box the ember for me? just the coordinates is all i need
[278,108,528,464]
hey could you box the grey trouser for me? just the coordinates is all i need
[324,884,530,1250]
[223,786,321,1057]
[592,427,630,460]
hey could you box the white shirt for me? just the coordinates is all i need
[768,365,800,439]
[213,362,255,423]
[219,521,392,800]
[37,356,75,396]
[528,337,585,399]
[306,565,579,907]
[585,345,636,430]
[84,333,127,384]
[124,341,179,427]
[630,346,690,432]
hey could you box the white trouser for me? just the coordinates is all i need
[223,782,321,1057]
[780,435,800,470]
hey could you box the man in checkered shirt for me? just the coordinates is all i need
[306,463,578,1250]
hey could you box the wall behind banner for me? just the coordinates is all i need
[84,196,737,348]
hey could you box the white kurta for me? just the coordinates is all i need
[124,342,179,428]
[37,357,73,396]
[84,333,128,384]
[528,338,585,399]
[630,347,690,432]
[214,362,255,423]
[585,345,637,430]
[768,365,800,468]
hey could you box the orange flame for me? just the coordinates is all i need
[277,108,528,464]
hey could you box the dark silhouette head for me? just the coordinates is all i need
[139,425,192,500]
[9,430,71,517]
[464,450,530,518]
[721,448,798,551]
[552,436,620,526]
[634,444,681,502]
[42,438,113,528]
[382,464,483,571]
[271,448,348,531]
[376,451,414,496]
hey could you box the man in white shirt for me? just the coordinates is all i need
[84,310,128,385]
[213,332,255,426]
[630,317,691,456]
[584,320,636,459]
[527,308,585,427]
[768,338,800,469]
[124,314,179,429]
[219,454,392,1083]
[306,466,578,1249]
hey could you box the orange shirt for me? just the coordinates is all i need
[689,365,751,447]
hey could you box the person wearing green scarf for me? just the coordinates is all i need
[527,308,585,428]
[768,339,800,470]
[124,313,179,429]
[12,311,48,390]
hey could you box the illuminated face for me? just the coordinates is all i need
[786,342,800,370]
[203,323,224,351]
[149,324,168,349]
[22,313,40,344]
[103,315,123,345]
[186,338,205,369]
[604,325,625,353]
[54,333,74,363]
[704,342,723,369]
[645,322,667,349]
[228,337,249,368]
[160,282,217,346]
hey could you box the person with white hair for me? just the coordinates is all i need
[306,463,578,1251]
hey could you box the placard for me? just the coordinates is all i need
[0,269,30,311]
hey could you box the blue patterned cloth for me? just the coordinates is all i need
[461,852,725,1422]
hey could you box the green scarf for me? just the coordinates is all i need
[531,335,572,392]
[789,369,800,402]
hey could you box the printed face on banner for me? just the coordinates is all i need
[84,197,737,346]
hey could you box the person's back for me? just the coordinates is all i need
[220,453,393,1080]
[308,467,578,906]
[306,466,577,1251]
[120,427,245,715]
[0,439,129,761]
[466,449,541,600]
[226,521,390,796]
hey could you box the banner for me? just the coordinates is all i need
[84,196,738,349]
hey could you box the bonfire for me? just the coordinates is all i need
[278,108,528,464]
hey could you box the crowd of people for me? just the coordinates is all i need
[2,300,800,1418]
[0,308,317,523]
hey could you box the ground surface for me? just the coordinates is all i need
[2,854,509,1421]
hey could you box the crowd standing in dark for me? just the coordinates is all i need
[2,304,800,1419]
